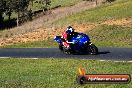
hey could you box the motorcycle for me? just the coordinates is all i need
[54,33,98,55]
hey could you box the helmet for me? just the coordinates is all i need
[66,26,74,33]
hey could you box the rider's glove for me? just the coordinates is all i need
[74,40,79,44]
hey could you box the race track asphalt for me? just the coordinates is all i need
[0,48,132,61]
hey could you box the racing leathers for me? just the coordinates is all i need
[61,31,78,49]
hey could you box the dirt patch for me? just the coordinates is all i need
[102,18,132,26]
[0,18,131,46]
[0,23,96,46]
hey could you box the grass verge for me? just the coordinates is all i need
[87,25,132,47]
[32,0,81,11]
[2,25,132,48]
[0,58,132,88]
[52,0,132,26]
[1,39,58,48]
[50,0,81,8]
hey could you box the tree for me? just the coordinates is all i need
[106,0,115,3]
[41,0,51,13]
[0,0,6,23]
[1,0,51,27]
[5,0,29,26]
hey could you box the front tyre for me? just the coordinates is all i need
[59,44,63,51]
[62,47,72,55]
[87,44,98,55]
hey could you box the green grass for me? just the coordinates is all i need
[1,39,58,48]
[52,0,132,26]
[50,0,81,8]
[31,0,81,11]
[87,25,132,47]
[3,12,17,21]
[0,58,132,88]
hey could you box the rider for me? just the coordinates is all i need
[61,26,78,49]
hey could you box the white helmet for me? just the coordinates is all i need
[66,26,74,33]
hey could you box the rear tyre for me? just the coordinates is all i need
[87,44,98,55]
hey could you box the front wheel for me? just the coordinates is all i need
[58,44,72,54]
[87,44,98,55]
[62,47,72,55]
[59,44,63,51]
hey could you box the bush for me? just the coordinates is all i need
[106,0,116,3]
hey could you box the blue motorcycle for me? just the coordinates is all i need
[54,33,98,55]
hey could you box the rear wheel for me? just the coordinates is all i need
[87,44,98,55]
